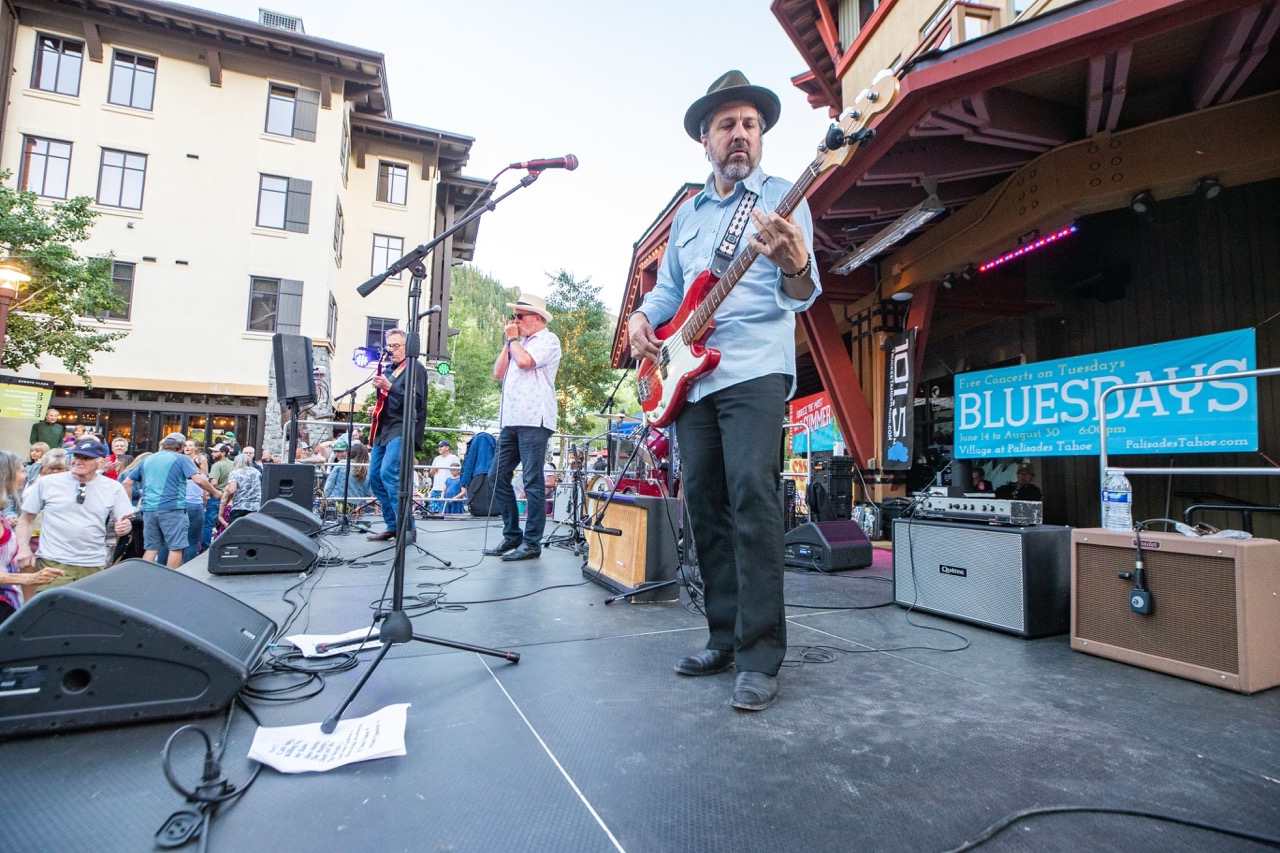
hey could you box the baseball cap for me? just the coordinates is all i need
[70,437,109,458]
[333,437,350,451]
[164,432,186,444]
[213,443,232,453]
[437,439,451,447]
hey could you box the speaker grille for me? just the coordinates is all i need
[1074,542,1239,675]
[894,523,1026,631]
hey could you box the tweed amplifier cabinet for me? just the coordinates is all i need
[1071,528,1280,693]
[584,493,680,602]
[0,560,275,736]
[892,518,1072,638]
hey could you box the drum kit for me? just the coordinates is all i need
[593,413,677,498]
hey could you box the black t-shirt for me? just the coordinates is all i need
[375,358,429,449]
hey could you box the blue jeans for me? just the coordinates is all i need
[201,497,221,549]
[493,426,552,547]
[369,436,411,533]
[183,504,202,563]
[676,374,788,676]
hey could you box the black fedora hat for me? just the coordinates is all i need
[683,70,781,141]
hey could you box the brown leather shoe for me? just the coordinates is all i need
[366,530,395,542]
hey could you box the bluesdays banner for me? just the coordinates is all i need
[954,328,1258,458]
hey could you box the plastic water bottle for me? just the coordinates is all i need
[1101,469,1133,530]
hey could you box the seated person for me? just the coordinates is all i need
[995,463,1042,501]
[970,466,993,493]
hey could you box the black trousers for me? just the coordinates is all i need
[676,373,787,675]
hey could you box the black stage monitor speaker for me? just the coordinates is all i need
[272,332,316,405]
[262,462,316,511]
[208,513,319,575]
[1071,528,1280,693]
[260,497,321,536]
[784,520,872,572]
[893,517,1072,638]
[0,560,276,737]
[584,492,679,602]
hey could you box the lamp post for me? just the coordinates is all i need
[0,266,30,360]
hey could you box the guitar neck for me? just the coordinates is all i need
[682,161,822,343]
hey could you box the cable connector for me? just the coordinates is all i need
[156,809,203,848]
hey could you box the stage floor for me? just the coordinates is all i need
[2,513,1278,852]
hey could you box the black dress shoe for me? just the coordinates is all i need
[483,538,522,557]
[674,648,734,676]
[730,671,778,711]
[501,543,542,562]
[366,530,395,542]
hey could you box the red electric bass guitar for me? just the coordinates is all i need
[636,71,898,427]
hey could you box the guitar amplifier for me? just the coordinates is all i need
[1071,528,1280,693]
[893,518,1072,638]
[584,493,680,602]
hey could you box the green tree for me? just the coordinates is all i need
[0,173,126,383]
[544,269,622,436]
[445,264,516,425]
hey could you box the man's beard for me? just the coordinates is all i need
[712,144,757,184]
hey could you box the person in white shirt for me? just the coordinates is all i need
[427,440,460,514]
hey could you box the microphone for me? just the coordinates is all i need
[417,305,441,318]
[510,155,579,171]
[585,523,622,536]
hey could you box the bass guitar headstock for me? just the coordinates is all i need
[812,69,898,174]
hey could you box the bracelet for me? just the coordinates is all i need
[505,337,518,344]
[781,256,812,279]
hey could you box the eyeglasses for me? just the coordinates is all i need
[386,342,404,350]
[76,483,87,504]
[512,313,533,320]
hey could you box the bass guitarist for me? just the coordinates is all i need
[626,71,820,712]
[365,327,428,542]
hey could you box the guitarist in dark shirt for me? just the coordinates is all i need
[365,328,428,542]
[627,71,820,712]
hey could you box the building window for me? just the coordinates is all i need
[247,276,303,334]
[256,174,312,232]
[366,317,398,349]
[371,234,404,280]
[19,136,72,198]
[333,199,344,265]
[107,261,135,320]
[264,83,319,141]
[97,148,147,209]
[376,161,408,205]
[326,292,338,343]
[32,34,82,96]
[108,51,156,110]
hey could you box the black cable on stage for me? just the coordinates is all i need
[940,804,1280,852]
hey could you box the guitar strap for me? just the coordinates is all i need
[710,189,758,277]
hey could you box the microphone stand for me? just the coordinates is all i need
[328,371,380,535]
[599,367,628,477]
[322,176,540,733]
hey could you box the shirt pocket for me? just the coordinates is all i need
[674,227,702,273]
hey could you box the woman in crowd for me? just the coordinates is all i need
[24,442,49,487]
[323,442,373,501]
[220,454,262,522]
[0,450,65,620]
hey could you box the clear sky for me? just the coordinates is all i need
[195,0,828,313]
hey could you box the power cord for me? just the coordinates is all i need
[155,700,262,851]
[940,803,1280,852]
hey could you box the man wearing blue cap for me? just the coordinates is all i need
[17,436,136,589]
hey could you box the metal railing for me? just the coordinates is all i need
[1097,366,1280,525]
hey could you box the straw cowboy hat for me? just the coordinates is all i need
[683,69,782,141]
[505,293,553,323]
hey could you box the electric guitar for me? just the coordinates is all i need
[367,352,390,444]
[636,71,898,428]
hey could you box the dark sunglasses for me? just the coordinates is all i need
[76,483,87,504]
[512,313,534,320]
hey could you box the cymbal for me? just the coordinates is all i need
[599,412,642,421]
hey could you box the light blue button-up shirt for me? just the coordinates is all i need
[637,167,821,403]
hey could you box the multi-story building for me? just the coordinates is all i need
[0,0,484,453]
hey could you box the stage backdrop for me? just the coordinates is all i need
[789,391,842,453]
[954,328,1258,458]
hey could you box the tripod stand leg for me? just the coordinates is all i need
[412,633,520,662]
[321,634,396,733]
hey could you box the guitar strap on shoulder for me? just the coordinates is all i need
[710,189,758,277]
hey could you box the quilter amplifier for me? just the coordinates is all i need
[1071,528,1280,693]
[893,518,1071,638]
[915,497,1042,526]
